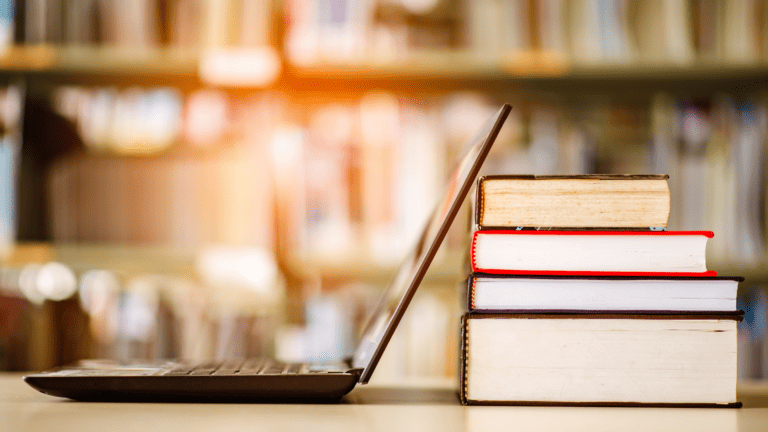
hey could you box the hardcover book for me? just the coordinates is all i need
[459,313,742,407]
[470,230,716,276]
[465,273,742,313]
[475,174,670,229]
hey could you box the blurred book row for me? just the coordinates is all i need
[739,288,768,380]
[2,0,768,68]
[0,245,456,381]
[286,0,768,65]
[0,247,289,370]
[651,95,768,264]
[7,0,273,48]
[48,87,278,246]
[3,86,768,265]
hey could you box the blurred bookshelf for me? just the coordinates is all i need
[1,0,768,381]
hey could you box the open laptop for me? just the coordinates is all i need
[24,104,511,402]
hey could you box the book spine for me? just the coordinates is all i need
[459,314,468,405]
[470,229,479,272]
[474,176,485,227]
[466,276,476,312]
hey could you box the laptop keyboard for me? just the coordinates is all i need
[37,359,350,377]
[162,359,310,376]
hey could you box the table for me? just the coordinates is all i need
[2,373,767,432]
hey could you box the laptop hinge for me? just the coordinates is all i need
[346,368,364,378]
[340,356,363,376]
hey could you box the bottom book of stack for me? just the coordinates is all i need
[459,313,742,407]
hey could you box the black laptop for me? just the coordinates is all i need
[24,104,511,402]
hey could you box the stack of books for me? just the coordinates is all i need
[459,175,743,407]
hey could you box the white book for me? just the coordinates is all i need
[467,274,741,312]
[471,230,714,275]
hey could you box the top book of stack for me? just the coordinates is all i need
[475,175,670,229]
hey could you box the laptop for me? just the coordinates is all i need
[24,104,511,402]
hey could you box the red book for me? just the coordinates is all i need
[470,230,716,277]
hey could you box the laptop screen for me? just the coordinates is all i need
[353,104,511,383]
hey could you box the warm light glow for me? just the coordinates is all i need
[35,262,78,301]
[196,247,278,297]
[198,47,281,88]
[399,0,440,14]
[79,270,120,315]
[18,263,45,305]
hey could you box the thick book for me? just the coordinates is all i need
[466,273,743,313]
[459,313,742,407]
[475,174,670,229]
[471,230,716,276]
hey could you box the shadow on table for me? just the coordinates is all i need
[741,394,768,408]
[342,387,460,405]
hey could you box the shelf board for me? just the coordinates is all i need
[284,249,465,284]
[287,51,570,80]
[287,50,768,81]
[711,262,768,286]
[53,243,197,279]
[2,243,197,280]
[0,45,765,91]
[0,45,199,78]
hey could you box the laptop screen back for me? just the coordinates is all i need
[352,104,510,383]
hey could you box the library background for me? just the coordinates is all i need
[0,0,767,382]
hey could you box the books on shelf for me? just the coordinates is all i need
[13,0,274,48]
[470,230,715,276]
[475,175,670,229]
[460,172,742,406]
[48,87,277,248]
[651,95,768,265]
[0,84,21,259]
[459,313,741,406]
[279,0,768,66]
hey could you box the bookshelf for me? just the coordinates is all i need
[1,0,768,381]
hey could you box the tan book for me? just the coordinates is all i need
[475,175,670,229]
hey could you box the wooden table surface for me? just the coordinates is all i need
[2,373,768,432]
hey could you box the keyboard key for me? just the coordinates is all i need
[212,360,244,375]
[285,363,305,374]
[237,358,268,374]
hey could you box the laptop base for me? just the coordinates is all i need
[24,360,360,402]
